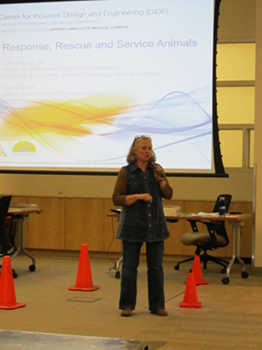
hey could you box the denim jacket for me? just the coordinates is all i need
[112,162,173,242]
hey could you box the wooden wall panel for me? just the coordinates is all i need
[65,198,104,251]
[226,202,253,258]
[26,197,65,249]
[19,196,252,259]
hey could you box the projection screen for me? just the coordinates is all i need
[0,0,225,176]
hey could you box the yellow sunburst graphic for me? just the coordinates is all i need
[1,95,132,157]
[12,141,36,153]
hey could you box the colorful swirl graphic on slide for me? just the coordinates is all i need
[0,86,211,166]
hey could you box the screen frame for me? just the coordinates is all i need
[0,0,227,177]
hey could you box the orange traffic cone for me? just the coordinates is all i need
[69,244,100,291]
[179,272,202,308]
[191,255,208,285]
[0,256,26,310]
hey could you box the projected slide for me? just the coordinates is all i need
[0,0,215,173]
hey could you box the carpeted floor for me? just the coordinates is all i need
[1,252,262,350]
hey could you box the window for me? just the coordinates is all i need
[217,43,255,168]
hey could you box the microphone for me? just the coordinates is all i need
[149,158,164,178]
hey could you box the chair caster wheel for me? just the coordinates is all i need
[241,271,249,279]
[115,271,120,279]
[221,267,227,274]
[29,264,35,272]
[13,270,18,278]
[174,265,179,270]
[221,277,230,284]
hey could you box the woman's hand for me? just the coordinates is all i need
[154,165,165,182]
[125,193,153,206]
[139,193,153,203]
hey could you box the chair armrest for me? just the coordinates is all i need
[186,219,203,232]
[200,221,223,246]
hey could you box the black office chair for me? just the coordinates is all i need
[0,195,17,278]
[174,194,232,273]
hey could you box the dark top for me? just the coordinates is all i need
[112,162,173,242]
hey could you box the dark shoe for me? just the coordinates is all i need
[121,309,132,317]
[151,309,168,316]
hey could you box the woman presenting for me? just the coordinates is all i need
[112,135,173,317]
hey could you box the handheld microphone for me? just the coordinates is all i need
[149,158,164,178]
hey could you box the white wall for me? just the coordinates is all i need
[0,169,253,202]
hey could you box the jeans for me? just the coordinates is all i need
[119,240,165,312]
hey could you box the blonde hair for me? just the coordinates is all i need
[127,135,156,163]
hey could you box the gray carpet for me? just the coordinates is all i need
[1,253,262,350]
